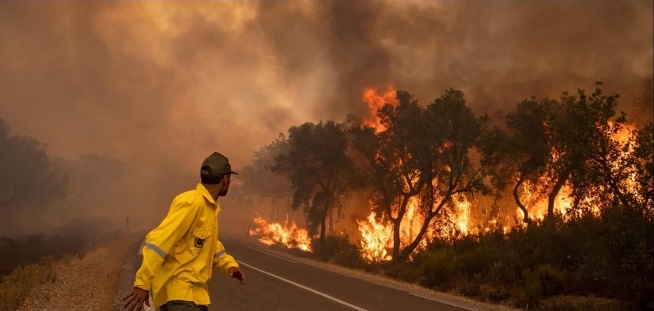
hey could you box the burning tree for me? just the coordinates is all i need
[503,97,551,225]
[350,90,429,262]
[351,89,498,262]
[499,83,653,223]
[563,86,654,218]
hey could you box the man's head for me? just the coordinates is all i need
[201,152,238,197]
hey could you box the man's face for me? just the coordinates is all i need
[218,174,231,196]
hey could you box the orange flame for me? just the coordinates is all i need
[515,178,573,224]
[362,86,398,132]
[249,215,313,252]
[357,193,476,262]
[356,211,393,262]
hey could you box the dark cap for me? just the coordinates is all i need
[201,152,238,180]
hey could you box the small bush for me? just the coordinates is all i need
[458,273,482,297]
[517,264,566,308]
[487,260,518,284]
[313,236,363,267]
[479,283,512,303]
[419,249,461,290]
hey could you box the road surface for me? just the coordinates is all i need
[208,236,485,311]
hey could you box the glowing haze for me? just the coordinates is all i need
[0,1,651,233]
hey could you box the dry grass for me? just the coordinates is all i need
[0,258,56,311]
[538,295,635,311]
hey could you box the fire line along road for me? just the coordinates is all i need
[209,236,482,311]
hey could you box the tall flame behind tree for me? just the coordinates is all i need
[361,86,398,132]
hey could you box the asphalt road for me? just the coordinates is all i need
[208,236,479,311]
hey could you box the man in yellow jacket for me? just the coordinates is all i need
[123,152,246,311]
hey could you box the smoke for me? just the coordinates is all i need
[0,0,651,233]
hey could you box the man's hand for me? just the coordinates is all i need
[122,287,150,311]
[228,266,246,285]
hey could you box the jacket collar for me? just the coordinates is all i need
[197,183,219,209]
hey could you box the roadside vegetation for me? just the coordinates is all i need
[416,207,652,310]
[263,206,652,310]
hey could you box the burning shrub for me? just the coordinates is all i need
[248,216,313,252]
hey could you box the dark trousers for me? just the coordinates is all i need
[159,300,208,311]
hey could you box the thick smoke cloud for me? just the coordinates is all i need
[0,0,651,233]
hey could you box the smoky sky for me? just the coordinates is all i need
[0,1,652,231]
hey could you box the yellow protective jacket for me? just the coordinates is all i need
[134,183,239,308]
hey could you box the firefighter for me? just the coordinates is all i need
[123,152,246,311]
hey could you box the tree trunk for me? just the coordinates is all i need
[395,191,448,263]
[547,169,571,221]
[319,217,326,246]
[391,195,410,261]
[328,208,334,235]
[512,174,532,225]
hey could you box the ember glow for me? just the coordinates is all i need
[248,215,313,252]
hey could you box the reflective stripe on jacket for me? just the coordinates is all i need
[134,183,239,308]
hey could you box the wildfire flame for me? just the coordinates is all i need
[248,215,313,252]
[357,211,393,262]
[356,192,475,262]
[362,86,399,132]
[516,178,573,223]
[514,122,638,222]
